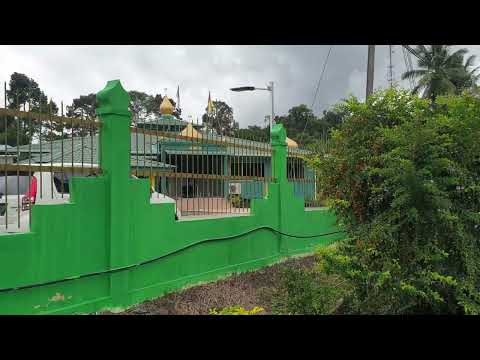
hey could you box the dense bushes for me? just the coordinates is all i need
[268,264,346,315]
[304,88,480,314]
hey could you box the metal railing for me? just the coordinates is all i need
[0,81,322,231]
[130,119,273,218]
[0,83,101,233]
[287,146,324,209]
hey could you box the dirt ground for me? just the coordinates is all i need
[102,255,317,315]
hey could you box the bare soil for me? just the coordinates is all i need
[101,255,317,315]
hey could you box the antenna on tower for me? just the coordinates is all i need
[387,45,395,87]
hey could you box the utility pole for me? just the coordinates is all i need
[366,45,375,99]
[387,45,394,87]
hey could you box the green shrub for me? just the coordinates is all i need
[307,88,480,314]
[268,263,347,315]
[209,306,264,315]
[229,194,251,208]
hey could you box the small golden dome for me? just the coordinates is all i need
[160,96,174,115]
[180,122,202,139]
[286,137,298,148]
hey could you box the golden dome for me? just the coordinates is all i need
[160,96,174,115]
[180,122,202,139]
[286,137,298,148]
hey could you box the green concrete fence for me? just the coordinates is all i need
[0,80,343,315]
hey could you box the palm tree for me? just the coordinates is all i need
[452,54,480,92]
[401,45,477,102]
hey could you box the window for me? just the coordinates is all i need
[53,172,86,194]
[0,173,30,196]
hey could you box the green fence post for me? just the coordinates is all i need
[270,123,288,254]
[96,80,132,310]
[271,124,287,184]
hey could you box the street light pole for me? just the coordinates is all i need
[268,81,274,132]
[230,81,275,132]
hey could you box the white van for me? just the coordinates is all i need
[0,166,180,233]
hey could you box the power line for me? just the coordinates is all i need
[401,45,419,90]
[401,46,415,90]
[402,45,424,62]
[310,45,333,110]
[299,45,333,143]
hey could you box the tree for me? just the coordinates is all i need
[128,91,153,123]
[201,100,236,136]
[401,45,478,102]
[452,54,480,93]
[236,125,269,141]
[6,72,48,111]
[307,88,480,314]
[2,72,58,145]
[275,105,345,147]
[65,93,97,137]
[66,93,96,119]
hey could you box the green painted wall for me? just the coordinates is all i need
[0,80,343,315]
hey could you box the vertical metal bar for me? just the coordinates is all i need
[239,129,243,213]
[16,101,21,228]
[200,121,205,214]
[28,99,32,229]
[249,134,253,212]
[265,131,269,197]
[232,132,235,214]
[238,131,242,213]
[257,135,260,202]
[244,133,249,213]
[149,117,153,196]
[196,127,200,215]
[61,102,65,197]
[188,121,193,215]
[196,117,200,207]
[219,131,224,215]
[143,121,146,185]
[194,120,198,213]
[214,130,217,214]
[186,126,190,214]
[81,107,84,175]
[241,132,245,213]
[219,134,222,214]
[71,110,74,183]
[49,101,53,200]
[39,99,43,200]
[3,82,8,230]
[155,113,160,198]
[223,131,227,215]
[90,117,94,175]
[174,124,178,216]
[135,117,139,177]
[205,125,209,215]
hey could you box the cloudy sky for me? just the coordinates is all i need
[1,45,479,128]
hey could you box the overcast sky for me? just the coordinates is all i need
[1,45,479,128]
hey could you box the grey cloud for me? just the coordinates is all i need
[1,45,479,128]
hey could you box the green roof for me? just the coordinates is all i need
[14,132,162,156]
[10,125,308,170]
[137,114,203,128]
[14,133,174,170]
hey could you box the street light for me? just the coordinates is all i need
[230,81,275,132]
